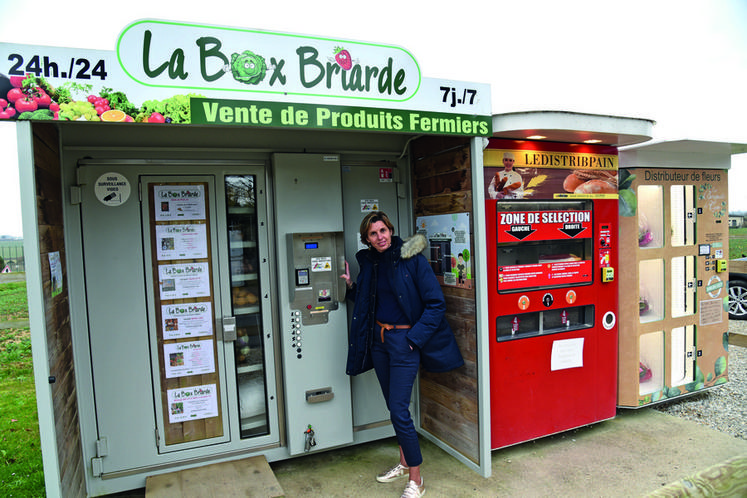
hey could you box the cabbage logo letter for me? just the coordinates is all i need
[230,51,267,85]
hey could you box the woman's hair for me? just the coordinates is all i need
[359,211,395,247]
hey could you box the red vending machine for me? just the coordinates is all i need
[484,139,619,449]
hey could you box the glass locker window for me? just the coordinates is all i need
[639,331,664,396]
[225,175,269,438]
[639,259,664,323]
[670,185,695,247]
[638,186,663,248]
[671,256,696,318]
[671,325,696,387]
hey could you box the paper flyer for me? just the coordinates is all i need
[164,339,216,378]
[48,251,63,297]
[154,185,207,221]
[551,337,585,371]
[158,262,211,299]
[161,302,213,339]
[167,383,219,424]
[156,224,209,260]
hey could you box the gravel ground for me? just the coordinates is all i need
[653,319,747,440]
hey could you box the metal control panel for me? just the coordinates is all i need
[287,232,347,326]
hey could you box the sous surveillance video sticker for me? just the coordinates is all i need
[94,172,131,206]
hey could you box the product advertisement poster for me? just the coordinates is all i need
[161,302,214,340]
[415,213,472,289]
[0,19,491,135]
[164,339,216,379]
[154,185,207,221]
[484,140,619,201]
[167,384,219,424]
[158,262,211,299]
[156,223,208,260]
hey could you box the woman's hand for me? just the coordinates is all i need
[340,260,353,288]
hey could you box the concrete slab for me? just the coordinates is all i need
[271,409,747,497]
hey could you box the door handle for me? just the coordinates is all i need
[222,316,237,342]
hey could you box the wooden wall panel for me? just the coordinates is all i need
[411,136,480,465]
[32,123,86,497]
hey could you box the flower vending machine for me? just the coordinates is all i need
[484,139,619,449]
[616,140,732,408]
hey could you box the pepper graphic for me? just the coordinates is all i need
[229,50,267,85]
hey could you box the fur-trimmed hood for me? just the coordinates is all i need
[400,233,427,259]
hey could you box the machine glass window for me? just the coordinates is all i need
[495,200,593,293]
[225,175,270,439]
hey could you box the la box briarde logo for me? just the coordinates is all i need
[117,19,422,102]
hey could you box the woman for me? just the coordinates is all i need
[341,211,464,498]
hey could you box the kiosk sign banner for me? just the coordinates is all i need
[0,19,491,135]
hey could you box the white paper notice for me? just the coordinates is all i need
[158,262,211,299]
[156,224,208,260]
[154,185,206,221]
[164,340,215,378]
[167,383,219,424]
[551,337,584,371]
[161,302,213,339]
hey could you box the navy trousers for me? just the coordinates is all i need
[371,328,423,467]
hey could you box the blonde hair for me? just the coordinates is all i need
[359,211,395,247]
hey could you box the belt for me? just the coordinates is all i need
[376,320,411,343]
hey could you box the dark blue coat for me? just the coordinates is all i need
[345,234,464,376]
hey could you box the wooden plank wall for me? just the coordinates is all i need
[32,123,86,497]
[411,136,479,464]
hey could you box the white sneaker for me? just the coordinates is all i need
[376,462,409,483]
[401,478,425,498]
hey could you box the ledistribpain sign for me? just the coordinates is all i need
[0,19,491,136]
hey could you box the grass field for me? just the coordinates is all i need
[730,227,747,259]
[0,280,45,497]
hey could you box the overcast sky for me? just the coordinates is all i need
[1,0,746,236]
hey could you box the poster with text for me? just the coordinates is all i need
[167,383,219,424]
[154,185,207,221]
[161,302,214,339]
[156,224,209,260]
[164,339,216,378]
[415,213,472,289]
[158,262,211,299]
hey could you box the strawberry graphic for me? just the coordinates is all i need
[334,46,353,70]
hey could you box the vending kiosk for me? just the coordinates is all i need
[484,137,621,449]
[5,20,495,496]
[616,140,737,408]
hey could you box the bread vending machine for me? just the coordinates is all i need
[484,139,619,449]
